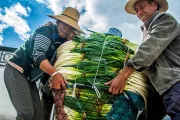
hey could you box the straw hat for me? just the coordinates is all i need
[48,7,84,34]
[125,0,168,15]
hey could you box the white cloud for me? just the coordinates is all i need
[0,36,3,45]
[0,24,8,45]
[48,0,65,14]
[36,0,47,5]
[120,22,143,44]
[0,24,8,33]
[27,7,31,13]
[9,3,29,17]
[68,0,86,13]
[36,0,68,14]
[0,3,31,44]
[36,0,180,44]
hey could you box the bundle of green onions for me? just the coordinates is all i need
[53,33,150,119]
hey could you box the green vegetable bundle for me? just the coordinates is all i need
[53,33,148,120]
[54,33,135,83]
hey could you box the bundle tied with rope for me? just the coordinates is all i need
[52,33,151,120]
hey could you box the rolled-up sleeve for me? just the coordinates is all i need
[32,33,51,66]
[126,13,180,71]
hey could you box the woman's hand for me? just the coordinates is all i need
[39,59,68,90]
[49,73,68,90]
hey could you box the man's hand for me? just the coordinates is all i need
[105,67,135,95]
[49,73,68,90]
[105,74,127,95]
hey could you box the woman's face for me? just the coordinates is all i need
[67,32,75,40]
[57,21,74,38]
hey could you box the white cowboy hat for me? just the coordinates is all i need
[48,7,84,34]
[125,0,168,15]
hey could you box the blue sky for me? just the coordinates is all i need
[0,0,53,48]
[0,0,180,48]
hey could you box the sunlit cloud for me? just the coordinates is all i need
[0,3,31,44]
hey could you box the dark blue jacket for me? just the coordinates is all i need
[9,23,67,82]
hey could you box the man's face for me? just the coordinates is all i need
[134,0,158,22]
[57,21,74,38]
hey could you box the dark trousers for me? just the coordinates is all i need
[163,82,180,120]
[4,64,43,120]
[138,81,180,120]
[138,86,165,120]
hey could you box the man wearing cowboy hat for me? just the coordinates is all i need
[106,0,180,120]
[4,7,83,120]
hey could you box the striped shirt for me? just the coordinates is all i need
[8,23,67,80]
[32,34,51,66]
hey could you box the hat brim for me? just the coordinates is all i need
[48,14,85,34]
[125,0,168,15]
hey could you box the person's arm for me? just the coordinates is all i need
[40,59,66,89]
[32,28,66,89]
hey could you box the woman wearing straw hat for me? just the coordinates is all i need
[4,7,83,120]
[106,0,180,120]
